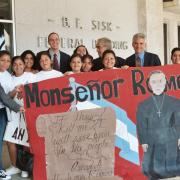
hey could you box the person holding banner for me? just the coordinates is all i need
[136,70,180,180]
[35,51,63,82]
[81,54,93,72]
[0,50,15,180]
[0,83,24,180]
[0,84,24,112]
[171,47,180,64]
[0,84,25,179]
[64,54,83,75]
[99,49,118,71]
[4,56,35,178]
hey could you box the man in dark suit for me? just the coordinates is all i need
[48,32,71,73]
[92,37,125,71]
[47,32,71,73]
[125,33,161,67]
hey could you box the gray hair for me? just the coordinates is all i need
[132,33,146,43]
[96,37,112,49]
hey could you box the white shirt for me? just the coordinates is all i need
[11,72,36,106]
[11,72,36,88]
[35,69,63,82]
[99,67,118,71]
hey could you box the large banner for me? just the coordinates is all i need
[24,65,180,180]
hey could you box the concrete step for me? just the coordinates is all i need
[11,174,31,180]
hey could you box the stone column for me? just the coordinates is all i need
[137,0,164,64]
[168,19,178,63]
[164,11,180,63]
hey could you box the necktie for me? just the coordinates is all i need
[135,56,141,67]
[53,54,59,70]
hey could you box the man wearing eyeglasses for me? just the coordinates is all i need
[92,37,125,71]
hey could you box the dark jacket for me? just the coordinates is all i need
[92,56,125,71]
[125,52,161,67]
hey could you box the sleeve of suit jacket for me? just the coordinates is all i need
[0,84,20,112]
[154,54,161,66]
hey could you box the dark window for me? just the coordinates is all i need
[163,0,174,2]
[0,0,12,20]
[0,0,14,54]
[163,23,168,65]
[0,23,13,52]
[178,26,180,47]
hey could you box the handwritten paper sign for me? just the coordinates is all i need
[36,107,116,179]
[4,110,29,147]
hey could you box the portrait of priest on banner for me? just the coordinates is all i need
[136,70,180,180]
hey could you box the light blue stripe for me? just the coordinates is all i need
[115,136,139,165]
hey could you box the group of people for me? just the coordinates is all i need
[0,31,179,180]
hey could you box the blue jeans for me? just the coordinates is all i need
[0,108,7,170]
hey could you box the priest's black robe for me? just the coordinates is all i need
[136,94,180,179]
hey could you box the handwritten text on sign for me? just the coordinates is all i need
[36,107,116,180]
